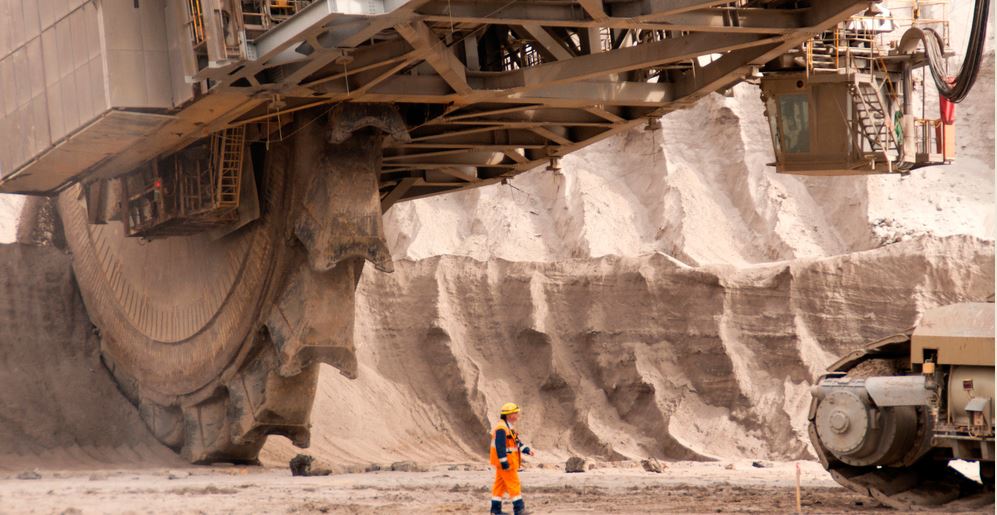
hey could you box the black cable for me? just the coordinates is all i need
[908,0,990,103]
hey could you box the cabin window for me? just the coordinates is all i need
[766,98,781,155]
[778,94,811,153]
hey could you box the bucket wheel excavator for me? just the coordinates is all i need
[4,0,880,464]
[0,5,990,503]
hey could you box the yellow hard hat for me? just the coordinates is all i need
[500,402,520,416]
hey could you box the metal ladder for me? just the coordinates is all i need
[214,126,245,208]
[851,74,899,162]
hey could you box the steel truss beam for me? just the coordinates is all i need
[414,1,804,34]
[49,0,868,205]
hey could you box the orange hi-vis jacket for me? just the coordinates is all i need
[489,419,521,470]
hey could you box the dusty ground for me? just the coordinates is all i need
[0,460,971,515]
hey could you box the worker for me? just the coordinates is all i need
[489,402,535,515]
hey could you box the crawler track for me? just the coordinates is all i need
[809,337,995,511]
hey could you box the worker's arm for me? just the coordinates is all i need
[495,429,509,469]
[515,434,535,456]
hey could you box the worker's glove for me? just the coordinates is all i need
[501,461,510,470]
[522,446,534,456]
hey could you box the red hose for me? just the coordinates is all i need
[939,76,956,124]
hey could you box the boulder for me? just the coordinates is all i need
[390,461,425,472]
[290,454,331,477]
[641,458,665,473]
[565,457,586,473]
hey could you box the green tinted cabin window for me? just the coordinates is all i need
[766,98,781,155]
[778,94,810,153]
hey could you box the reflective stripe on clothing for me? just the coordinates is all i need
[489,420,522,470]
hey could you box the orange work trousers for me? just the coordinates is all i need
[491,466,522,502]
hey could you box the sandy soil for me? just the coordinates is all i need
[0,193,23,242]
[1,460,973,515]
[260,234,994,467]
[0,244,182,470]
[2,236,992,478]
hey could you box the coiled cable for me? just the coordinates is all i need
[898,0,990,103]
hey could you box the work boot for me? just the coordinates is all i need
[512,499,529,515]
[490,499,507,514]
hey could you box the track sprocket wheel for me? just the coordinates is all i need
[809,341,993,511]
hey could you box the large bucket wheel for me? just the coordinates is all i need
[58,138,317,463]
[57,105,403,463]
